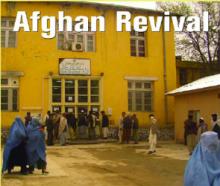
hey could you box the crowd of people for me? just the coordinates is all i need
[2,110,160,174]
[2,109,220,184]
[184,113,220,155]
[23,110,158,149]
[42,110,110,146]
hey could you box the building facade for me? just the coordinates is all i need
[1,2,176,128]
[168,74,220,142]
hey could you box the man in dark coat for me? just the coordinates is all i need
[212,114,220,139]
[184,114,198,155]
[66,112,76,140]
[46,113,54,146]
[101,111,109,139]
[78,110,88,139]
[123,113,132,143]
[25,112,32,127]
[88,111,96,139]
[132,114,139,144]
[53,111,61,140]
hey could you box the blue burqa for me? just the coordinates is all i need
[26,118,46,166]
[184,131,220,186]
[2,117,27,173]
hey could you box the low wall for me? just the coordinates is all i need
[108,126,174,141]
[1,125,174,144]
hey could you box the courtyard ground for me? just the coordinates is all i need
[2,141,189,186]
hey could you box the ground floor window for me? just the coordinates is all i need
[1,77,19,111]
[128,80,153,112]
[51,78,100,117]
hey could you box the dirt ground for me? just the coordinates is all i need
[2,142,189,186]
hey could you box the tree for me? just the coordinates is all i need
[158,2,220,68]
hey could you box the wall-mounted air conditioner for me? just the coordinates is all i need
[72,42,83,51]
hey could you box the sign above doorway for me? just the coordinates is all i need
[59,58,91,75]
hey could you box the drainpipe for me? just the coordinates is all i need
[162,28,168,125]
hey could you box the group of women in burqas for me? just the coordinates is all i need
[2,117,48,175]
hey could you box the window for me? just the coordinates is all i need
[65,80,75,102]
[1,78,19,111]
[78,80,88,102]
[51,78,100,117]
[130,31,145,57]
[1,18,16,48]
[179,68,187,85]
[91,80,99,103]
[52,79,61,102]
[57,22,95,52]
[128,81,153,112]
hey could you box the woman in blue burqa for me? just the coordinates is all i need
[184,131,220,186]
[26,117,48,174]
[2,117,28,174]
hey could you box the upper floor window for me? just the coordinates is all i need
[1,18,16,48]
[1,77,19,111]
[57,22,95,52]
[128,81,153,112]
[179,68,187,86]
[130,31,145,57]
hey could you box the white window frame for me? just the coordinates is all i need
[1,77,19,112]
[51,78,100,117]
[130,31,146,57]
[56,22,95,52]
[128,81,153,112]
[1,17,17,48]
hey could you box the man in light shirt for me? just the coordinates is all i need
[148,114,158,154]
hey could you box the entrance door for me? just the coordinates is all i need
[51,77,101,118]
[188,110,200,124]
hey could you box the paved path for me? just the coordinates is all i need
[2,142,189,186]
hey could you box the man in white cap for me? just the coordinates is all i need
[148,114,158,154]
[197,117,208,141]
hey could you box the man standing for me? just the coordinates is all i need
[59,113,68,146]
[66,112,76,141]
[132,114,139,144]
[24,112,32,127]
[78,110,88,139]
[43,111,50,125]
[212,113,220,139]
[148,114,158,154]
[118,112,126,143]
[184,114,198,155]
[101,111,109,139]
[88,111,96,140]
[46,113,54,146]
[122,113,132,144]
[197,117,208,141]
[53,111,61,141]
[43,111,50,141]
[211,113,218,129]
[95,112,101,138]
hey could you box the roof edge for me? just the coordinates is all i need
[166,85,220,96]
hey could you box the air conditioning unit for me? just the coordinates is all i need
[10,78,19,87]
[72,42,83,51]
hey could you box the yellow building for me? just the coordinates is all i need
[167,74,220,143]
[1,2,176,128]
